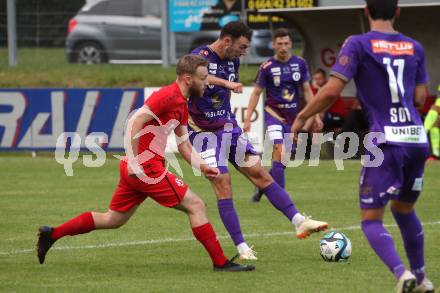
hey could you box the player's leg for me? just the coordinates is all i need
[36,159,146,264]
[191,130,255,260]
[390,200,434,293]
[358,146,417,292]
[207,172,256,260]
[360,207,416,293]
[237,153,327,239]
[174,189,254,272]
[250,116,287,202]
[36,206,138,264]
[251,143,285,203]
[391,147,434,292]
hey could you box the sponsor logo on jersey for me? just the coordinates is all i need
[209,63,217,74]
[412,177,423,191]
[361,197,374,204]
[371,40,414,55]
[273,76,281,87]
[211,93,224,109]
[282,89,295,101]
[175,178,185,187]
[386,186,400,195]
[271,67,281,74]
[291,63,300,71]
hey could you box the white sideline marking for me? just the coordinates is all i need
[1,221,439,256]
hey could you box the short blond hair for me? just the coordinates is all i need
[176,55,208,76]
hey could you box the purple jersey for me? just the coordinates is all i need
[332,31,429,147]
[255,56,310,124]
[188,46,240,132]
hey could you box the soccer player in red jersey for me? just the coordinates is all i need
[36,55,254,272]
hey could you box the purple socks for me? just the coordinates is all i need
[361,220,406,279]
[269,161,286,188]
[392,208,425,283]
[262,182,298,221]
[217,199,245,246]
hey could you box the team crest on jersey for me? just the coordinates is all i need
[273,76,281,87]
[292,72,301,82]
[199,50,209,56]
[339,55,349,66]
[282,89,295,101]
[211,93,224,109]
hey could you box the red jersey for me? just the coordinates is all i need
[312,85,347,117]
[137,82,188,166]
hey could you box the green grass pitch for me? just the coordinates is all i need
[0,156,438,292]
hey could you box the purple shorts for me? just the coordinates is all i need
[359,145,429,209]
[265,112,293,145]
[189,127,258,174]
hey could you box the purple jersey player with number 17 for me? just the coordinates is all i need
[292,1,434,292]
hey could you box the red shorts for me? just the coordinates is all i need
[109,160,189,212]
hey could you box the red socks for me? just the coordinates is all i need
[51,212,95,240]
[192,223,228,267]
[51,214,227,267]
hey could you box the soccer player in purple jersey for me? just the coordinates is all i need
[243,28,322,203]
[292,1,434,292]
[189,21,328,260]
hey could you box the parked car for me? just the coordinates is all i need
[66,0,280,64]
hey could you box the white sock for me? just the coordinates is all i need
[237,242,250,254]
[291,213,306,227]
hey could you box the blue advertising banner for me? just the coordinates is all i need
[0,89,144,151]
[169,0,240,32]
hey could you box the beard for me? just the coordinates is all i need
[189,85,204,98]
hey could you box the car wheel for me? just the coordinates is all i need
[75,42,107,64]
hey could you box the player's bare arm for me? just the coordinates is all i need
[125,105,155,176]
[174,125,220,179]
[302,81,323,132]
[414,84,428,107]
[243,85,264,132]
[208,75,243,93]
[292,76,345,136]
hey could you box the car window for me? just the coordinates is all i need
[79,1,109,15]
[105,0,142,16]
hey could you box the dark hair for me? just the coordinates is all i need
[272,28,291,41]
[366,0,398,20]
[313,68,326,77]
[219,21,253,41]
[176,55,208,76]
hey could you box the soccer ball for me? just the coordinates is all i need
[319,231,352,262]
